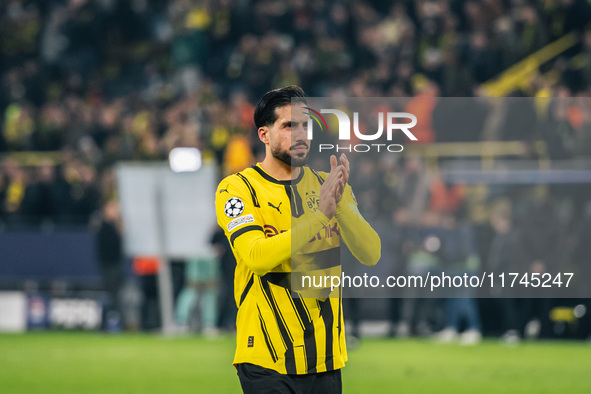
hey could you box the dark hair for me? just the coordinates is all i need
[254,85,307,128]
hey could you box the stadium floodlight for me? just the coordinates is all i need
[169,147,202,172]
[574,304,586,319]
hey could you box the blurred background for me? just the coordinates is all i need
[1,0,591,351]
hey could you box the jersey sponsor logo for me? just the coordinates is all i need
[268,201,282,214]
[264,224,287,237]
[224,197,245,218]
[227,214,255,232]
[309,222,340,242]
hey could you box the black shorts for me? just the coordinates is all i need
[236,363,342,394]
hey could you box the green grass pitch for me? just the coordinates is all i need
[0,332,590,393]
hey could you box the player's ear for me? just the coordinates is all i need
[258,126,270,144]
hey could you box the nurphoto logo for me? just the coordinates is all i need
[304,107,418,153]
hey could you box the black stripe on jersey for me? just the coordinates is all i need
[257,305,278,363]
[299,298,312,322]
[230,225,263,246]
[261,272,290,289]
[268,287,294,343]
[287,290,318,374]
[311,169,325,185]
[284,289,304,330]
[260,277,297,374]
[251,165,304,185]
[337,287,342,354]
[319,299,335,371]
[259,279,287,349]
[239,274,255,307]
[284,185,305,218]
[236,173,260,207]
[292,185,305,216]
[308,247,341,270]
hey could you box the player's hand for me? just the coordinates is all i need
[319,157,343,219]
[330,154,349,203]
[337,154,350,202]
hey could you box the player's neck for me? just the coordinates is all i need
[260,157,301,181]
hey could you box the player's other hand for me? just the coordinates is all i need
[319,155,344,219]
[330,154,349,203]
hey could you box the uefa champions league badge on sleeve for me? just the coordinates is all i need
[224,197,245,218]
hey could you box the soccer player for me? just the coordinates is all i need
[215,85,380,394]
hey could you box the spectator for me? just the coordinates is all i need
[517,197,565,338]
[96,201,125,328]
[133,256,161,331]
[20,160,61,224]
[0,158,28,224]
[486,200,521,343]
[436,213,482,345]
[211,227,237,332]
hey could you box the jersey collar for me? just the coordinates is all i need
[252,163,305,185]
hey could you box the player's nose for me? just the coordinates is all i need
[292,121,308,141]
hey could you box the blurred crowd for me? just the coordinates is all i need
[3,0,591,225]
[340,152,591,342]
[1,0,591,338]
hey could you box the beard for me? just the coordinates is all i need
[271,144,310,167]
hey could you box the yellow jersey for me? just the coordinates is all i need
[215,163,380,375]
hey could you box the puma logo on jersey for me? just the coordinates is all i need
[268,201,282,214]
[219,184,230,194]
